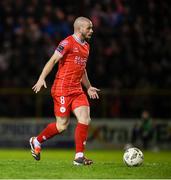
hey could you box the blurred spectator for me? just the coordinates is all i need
[131,110,155,149]
[139,110,155,149]
[0,0,171,117]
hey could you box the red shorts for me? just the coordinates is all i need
[52,93,89,117]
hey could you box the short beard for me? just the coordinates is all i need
[85,38,90,42]
[85,35,92,42]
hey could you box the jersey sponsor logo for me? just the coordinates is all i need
[74,56,87,66]
[56,45,64,53]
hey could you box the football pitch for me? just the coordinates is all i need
[0,149,171,179]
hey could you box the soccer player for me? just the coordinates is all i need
[30,16,100,165]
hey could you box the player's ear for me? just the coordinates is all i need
[80,26,84,33]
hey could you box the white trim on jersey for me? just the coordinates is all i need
[55,50,63,57]
[72,34,85,45]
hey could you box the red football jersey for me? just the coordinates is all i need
[51,35,90,96]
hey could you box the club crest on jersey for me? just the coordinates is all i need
[74,56,87,66]
[73,47,79,52]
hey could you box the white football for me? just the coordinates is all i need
[123,147,144,167]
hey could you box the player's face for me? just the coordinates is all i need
[81,21,93,40]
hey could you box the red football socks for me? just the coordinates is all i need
[75,122,89,153]
[37,122,59,143]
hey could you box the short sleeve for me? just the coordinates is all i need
[55,39,70,57]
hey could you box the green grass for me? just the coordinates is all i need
[0,149,171,179]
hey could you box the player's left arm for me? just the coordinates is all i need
[81,69,100,99]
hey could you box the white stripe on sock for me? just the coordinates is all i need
[33,137,41,148]
[75,152,84,159]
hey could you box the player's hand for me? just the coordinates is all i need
[32,78,47,93]
[87,86,100,99]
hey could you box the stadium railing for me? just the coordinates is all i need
[1,88,171,118]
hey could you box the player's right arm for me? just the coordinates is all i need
[32,52,62,93]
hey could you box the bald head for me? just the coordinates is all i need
[73,17,93,40]
[74,17,91,31]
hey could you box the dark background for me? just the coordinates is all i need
[0,0,171,119]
